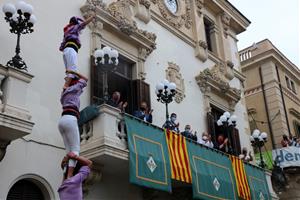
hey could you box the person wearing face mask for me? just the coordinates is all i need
[198,132,214,148]
[181,125,197,141]
[133,101,153,123]
[238,147,253,162]
[163,113,180,133]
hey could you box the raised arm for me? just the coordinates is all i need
[68,152,93,168]
[66,70,88,81]
[82,14,96,26]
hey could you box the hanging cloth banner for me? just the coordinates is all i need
[230,155,251,200]
[165,129,192,183]
[125,115,172,192]
[244,164,271,200]
[186,140,238,200]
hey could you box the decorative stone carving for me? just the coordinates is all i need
[139,0,151,9]
[81,0,157,58]
[135,0,151,23]
[195,0,204,17]
[195,40,208,62]
[165,62,185,103]
[137,47,151,80]
[225,60,234,80]
[151,0,192,29]
[195,64,241,110]
[221,12,231,38]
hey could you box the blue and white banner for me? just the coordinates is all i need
[273,146,300,168]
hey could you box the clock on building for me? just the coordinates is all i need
[164,0,178,14]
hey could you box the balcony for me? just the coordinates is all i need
[80,104,128,169]
[0,64,34,161]
[80,104,278,199]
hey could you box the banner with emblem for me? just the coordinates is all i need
[125,115,172,192]
[244,164,271,200]
[186,140,238,200]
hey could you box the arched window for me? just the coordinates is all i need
[7,179,45,200]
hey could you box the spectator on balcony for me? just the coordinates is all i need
[133,101,153,123]
[239,147,253,162]
[215,134,229,153]
[198,132,214,148]
[181,125,197,141]
[58,152,93,200]
[163,113,180,133]
[281,134,291,147]
[107,91,128,112]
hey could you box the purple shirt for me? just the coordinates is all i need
[60,79,87,110]
[58,166,90,200]
[59,22,86,51]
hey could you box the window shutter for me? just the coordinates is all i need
[132,80,151,112]
[207,112,216,144]
[7,180,44,200]
[232,127,241,156]
[91,56,104,105]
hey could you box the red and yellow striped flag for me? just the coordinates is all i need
[230,155,251,200]
[165,129,192,183]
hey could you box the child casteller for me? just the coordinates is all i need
[59,14,95,89]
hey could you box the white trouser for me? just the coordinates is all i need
[58,115,80,167]
[63,47,78,78]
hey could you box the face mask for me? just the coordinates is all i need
[140,107,146,111]
[202,136,208,140]
[171,117,176,122]
[185,128,190,132]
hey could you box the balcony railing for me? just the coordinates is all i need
[79,104,278,199]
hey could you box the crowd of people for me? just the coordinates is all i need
[281,134,300,147]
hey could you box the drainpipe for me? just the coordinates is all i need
[259,67,276,149]
[275,65,291,137]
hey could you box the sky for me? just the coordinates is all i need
[228,0,300,67]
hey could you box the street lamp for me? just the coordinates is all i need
[217,111,238,155]
[155,80,176,121]
[94,46,119,103]
[2,1,36,71]
[250,129,267,168]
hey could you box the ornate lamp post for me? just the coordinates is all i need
[2,1,36,71]
[217,111,237,155]
[155,80,176,121]
[94,46,119,103]
[250,129,268,168]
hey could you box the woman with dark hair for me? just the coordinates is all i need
[58,152,93,200]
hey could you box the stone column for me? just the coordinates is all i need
[192,0,208,62]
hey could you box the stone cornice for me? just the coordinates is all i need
[0,64,34,83]
[208,0,250,34]
[233,68,246,82]
[241,50,300,83]
[289,108,300,119]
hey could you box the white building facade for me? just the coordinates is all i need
[0,0,276,199]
